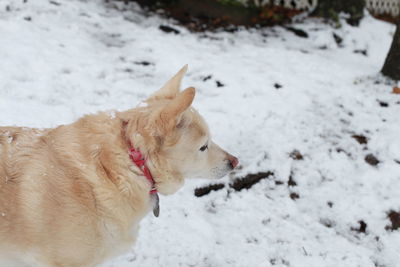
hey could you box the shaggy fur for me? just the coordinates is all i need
[0,66,238,267]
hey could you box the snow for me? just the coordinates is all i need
[1,0,400,266]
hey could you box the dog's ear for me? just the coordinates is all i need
[158,87,195,132]
[147,65,188,102]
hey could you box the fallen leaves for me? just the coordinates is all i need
[392,87,400,94]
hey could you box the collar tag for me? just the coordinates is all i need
[152,193,160,217]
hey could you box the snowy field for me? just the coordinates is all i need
[1,0,400,266]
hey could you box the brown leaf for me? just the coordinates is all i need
[392,87,400,94]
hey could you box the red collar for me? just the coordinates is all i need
[128,142,157,194]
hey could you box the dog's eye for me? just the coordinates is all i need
[199,144,208,152]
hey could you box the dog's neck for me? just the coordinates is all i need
[119,111,185,195]
[121,119,160,217]
[127,142,157,195]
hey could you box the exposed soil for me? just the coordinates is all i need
[122,0,303,31]
[290,192,300,200]
[231,171,274,191]
[378,100,389,107]
[386,210,400,231]
[352,134,368,145]
[365,154,380,166]
[194,171,274,197]
[194,183,225,197]
[353,49,368,56]
[159,25,180,34]
[371,13,399,24]
[333,32,343,46]
[289,149,304,160]
[287,172,297,187]
[351,220,367,233]
[284,26,308,38]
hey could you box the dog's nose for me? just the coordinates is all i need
[227,154,239,169]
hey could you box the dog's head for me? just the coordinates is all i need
[124,65,238,195]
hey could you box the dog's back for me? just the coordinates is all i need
[0,126,41,233]
[0,123,112,266]
[0,113,154,266]
[0,127,45,265]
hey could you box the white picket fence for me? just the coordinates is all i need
[256,0,399,16]
[366,0,399,16]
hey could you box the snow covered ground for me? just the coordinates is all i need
[1,0,400,266]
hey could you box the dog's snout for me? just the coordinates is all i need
[227,154,239,169]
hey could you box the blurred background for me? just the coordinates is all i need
[0,0,399,266]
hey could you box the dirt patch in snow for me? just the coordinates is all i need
[194,171,274,197]
[194,183,225,197]
[386,211,400,231]
[364,154,380,166]
[231,171,274,191]
[352,134,368,145]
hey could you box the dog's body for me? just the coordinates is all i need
[0,113,152,266]
[0,66,237,266]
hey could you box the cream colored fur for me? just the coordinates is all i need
[0,66,237,267]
